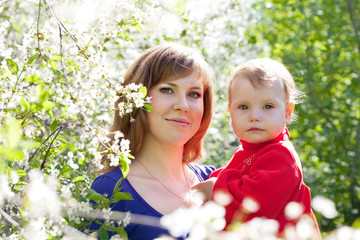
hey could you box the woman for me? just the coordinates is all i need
[89,43,215,239]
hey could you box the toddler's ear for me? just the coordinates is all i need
[285,103,295,124]
[227,104,231,114]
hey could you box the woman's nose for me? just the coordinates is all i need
[173,94,189,112]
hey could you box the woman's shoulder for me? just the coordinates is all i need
[187,163,216,182]
[91,168,124,196]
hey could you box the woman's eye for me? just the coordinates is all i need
[264,104,273,109]
[239,105,248,110]
[189,92,201,98]
[160,88,173,94]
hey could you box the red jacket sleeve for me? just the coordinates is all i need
[213,145,302,223]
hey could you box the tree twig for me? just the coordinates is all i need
[43,0,118,90]
[36,0,46,61]
[45,0,89,61]
[40,126,62,170]
[74,210,164,229]
[58,25,73,99]
[28,126,62,164]
[0,208,19,228]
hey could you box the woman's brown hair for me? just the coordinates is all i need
[102,42,214,172]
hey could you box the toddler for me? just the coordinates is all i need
[197,58,320,236]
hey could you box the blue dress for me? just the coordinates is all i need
[89,164,215,240]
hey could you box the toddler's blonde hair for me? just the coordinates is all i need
[228,58,303,105]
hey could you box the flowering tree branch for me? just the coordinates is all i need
[58,25,72,98]
[28,126,63,169]
[45,0,90,61]
[0,208,19,228]
[36,0,46,61]
[74,210,163,229]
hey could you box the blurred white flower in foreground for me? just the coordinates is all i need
[284,215,319,240]
[285,201,304,220]
[231,217,279,240]
[23,217,48,240]
[312,196,338,219]
[242,197,260,214]
[0,174,15,207]
[213,190,232,206]
[24,169,61,218]
[161,201,225,240]
[324,226,360,240]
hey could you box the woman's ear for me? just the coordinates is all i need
[285,103,295,124]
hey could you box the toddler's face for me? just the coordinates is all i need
[228,76,293,144]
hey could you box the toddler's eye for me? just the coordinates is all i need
[160,88,173,94]
[189,92,201,98]
[239,105,248,110]
[264,104,273,109]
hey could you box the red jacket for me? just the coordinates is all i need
[211,129,320,234]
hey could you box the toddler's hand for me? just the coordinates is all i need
[192,177,217,202]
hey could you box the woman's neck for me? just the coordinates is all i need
[134,137,185,179]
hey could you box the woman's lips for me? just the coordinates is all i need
[166,118,190,127]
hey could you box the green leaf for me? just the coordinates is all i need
[46,109,54,118]
[17,170,27,176]
[16,181,27,186]
[49,60,57,70]
[138,86,147,98]
[0,14,10,20]
[56,136,67,143]
[70,142,76,153]
[50,55,62,61]
[35,84,46,102]
[86,188,98,195]
[20,98,29,111]
[113,192,133,201]
[0,148,24,163]
[143,104,153,113]
[23,75,42,83]
[7,117,20,149]
[87,193,105,201]
[22,139,40,149]
[72,176,85,183]
[352,217,360,228]
[114,226,128,238]
[58,143,68,151]
[42,100,56,110]
[132,23,142,33]
[120,160,130,178]
[50,119,60,132]
[6,59,19,75]
[27,54,38,64]
[73,221,88,229]
[99,226,109,240]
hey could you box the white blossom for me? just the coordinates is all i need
[312,196,338,219]
[0,175,15,207]
[285,201,304,220]
[242,196,260,213]
[102,208,113,221]
[120,138,130,153]
[24,169,61,218]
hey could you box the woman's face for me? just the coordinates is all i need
[145,71,204,147]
